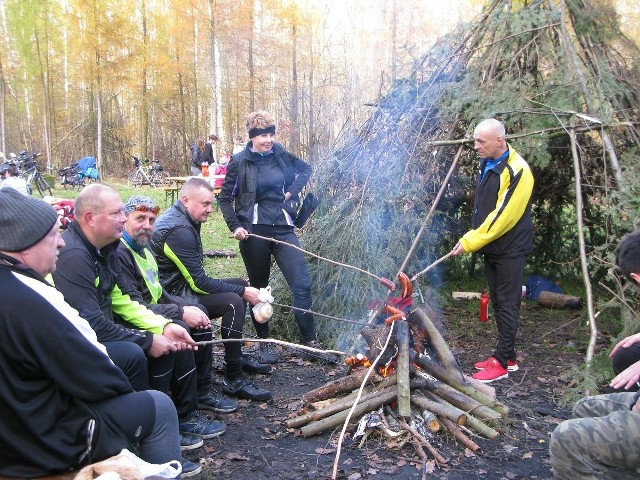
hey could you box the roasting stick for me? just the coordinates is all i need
[331,324,395,480]
[194,337,346,356]
[246,233,386,283]
[271,302,369,326]
[410,249,457,282]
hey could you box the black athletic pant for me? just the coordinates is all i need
[146,348,198,418]
[106,333,198,418]
[484,254,527,368]
[91,390,179,466]
[240,224,316,342]
[196,278,248,381]
[105,341,149,392]
[175,316,213,397]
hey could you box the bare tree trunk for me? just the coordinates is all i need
[140,0,149,161]
[96,90,102,175]
[289,24,300,155]
[0,63,5,155]
[192,16,200,137]
[248,0,255,112]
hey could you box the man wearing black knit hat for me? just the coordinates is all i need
[0,188,182,477]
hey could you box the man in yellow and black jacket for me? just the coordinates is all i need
[453,118,534,383]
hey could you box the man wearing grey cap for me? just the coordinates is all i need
[0,188,182,477]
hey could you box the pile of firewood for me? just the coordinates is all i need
[286,305,508,464]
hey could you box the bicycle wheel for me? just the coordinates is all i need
[35,174,52,197]
[128,170,144,187]
[153,170,170,186]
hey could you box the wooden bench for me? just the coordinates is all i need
[212,187,222,211]
[161,186,179,207]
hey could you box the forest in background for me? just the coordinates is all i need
[0,0,479,175]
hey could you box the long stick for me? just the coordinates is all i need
[410,250,456,281]
[271,302,368,326]
[194,337,345,356]
[247,233,384,283]
[569,127,598,388]
[395,320,411,418]
[331,322,395,480]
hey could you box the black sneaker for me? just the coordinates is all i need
[179,410,227,439]
[198,390,238,414]
[222,377,272,401]
[303,339,338,364]
[220,358,273,375]
[180,433,204,451]
[242,357,273,374]
[257,342,280,364]
[181,457,202,478]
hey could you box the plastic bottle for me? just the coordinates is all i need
[201,162,209,177]
[479,292,490,322]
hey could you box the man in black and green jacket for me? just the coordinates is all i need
[117,194,239,414]
[151,178,272,402]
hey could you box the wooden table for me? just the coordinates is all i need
[164,175,225,207]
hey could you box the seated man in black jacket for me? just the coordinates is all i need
[52,184,224,460]
[0,188,181,477]
[151,178,272,401]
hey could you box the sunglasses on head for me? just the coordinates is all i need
[134,204,160,215]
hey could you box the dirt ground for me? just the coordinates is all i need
[187,299,590,479]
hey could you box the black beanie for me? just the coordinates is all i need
[0,187,59,252]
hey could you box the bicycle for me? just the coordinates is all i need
[127,156,170,187]
[58,163,86,190]
[18,152,52,197]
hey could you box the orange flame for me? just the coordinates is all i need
[378,364,396,377]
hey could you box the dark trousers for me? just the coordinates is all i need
[240,224,316,343]
[91,390,180,466]
[197,278,248,380]
[105,341,149,392]
[175,316,213,397]
[484,254,527,368]
[147,349,198,419]
[105,335,198,418]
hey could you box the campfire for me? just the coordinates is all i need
[286,275,508,471]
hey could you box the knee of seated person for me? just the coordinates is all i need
[147,390,178,419]
[230,294,246,311]
[611,347,636,374]
[549,421,578,458]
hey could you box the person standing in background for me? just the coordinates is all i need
[204,134,219,166]
[452,118,534,383]
[232,134,244,155]
[190,137,206,176]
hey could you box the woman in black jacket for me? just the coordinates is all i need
[190,136,206,176]
[219,110,332,364]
